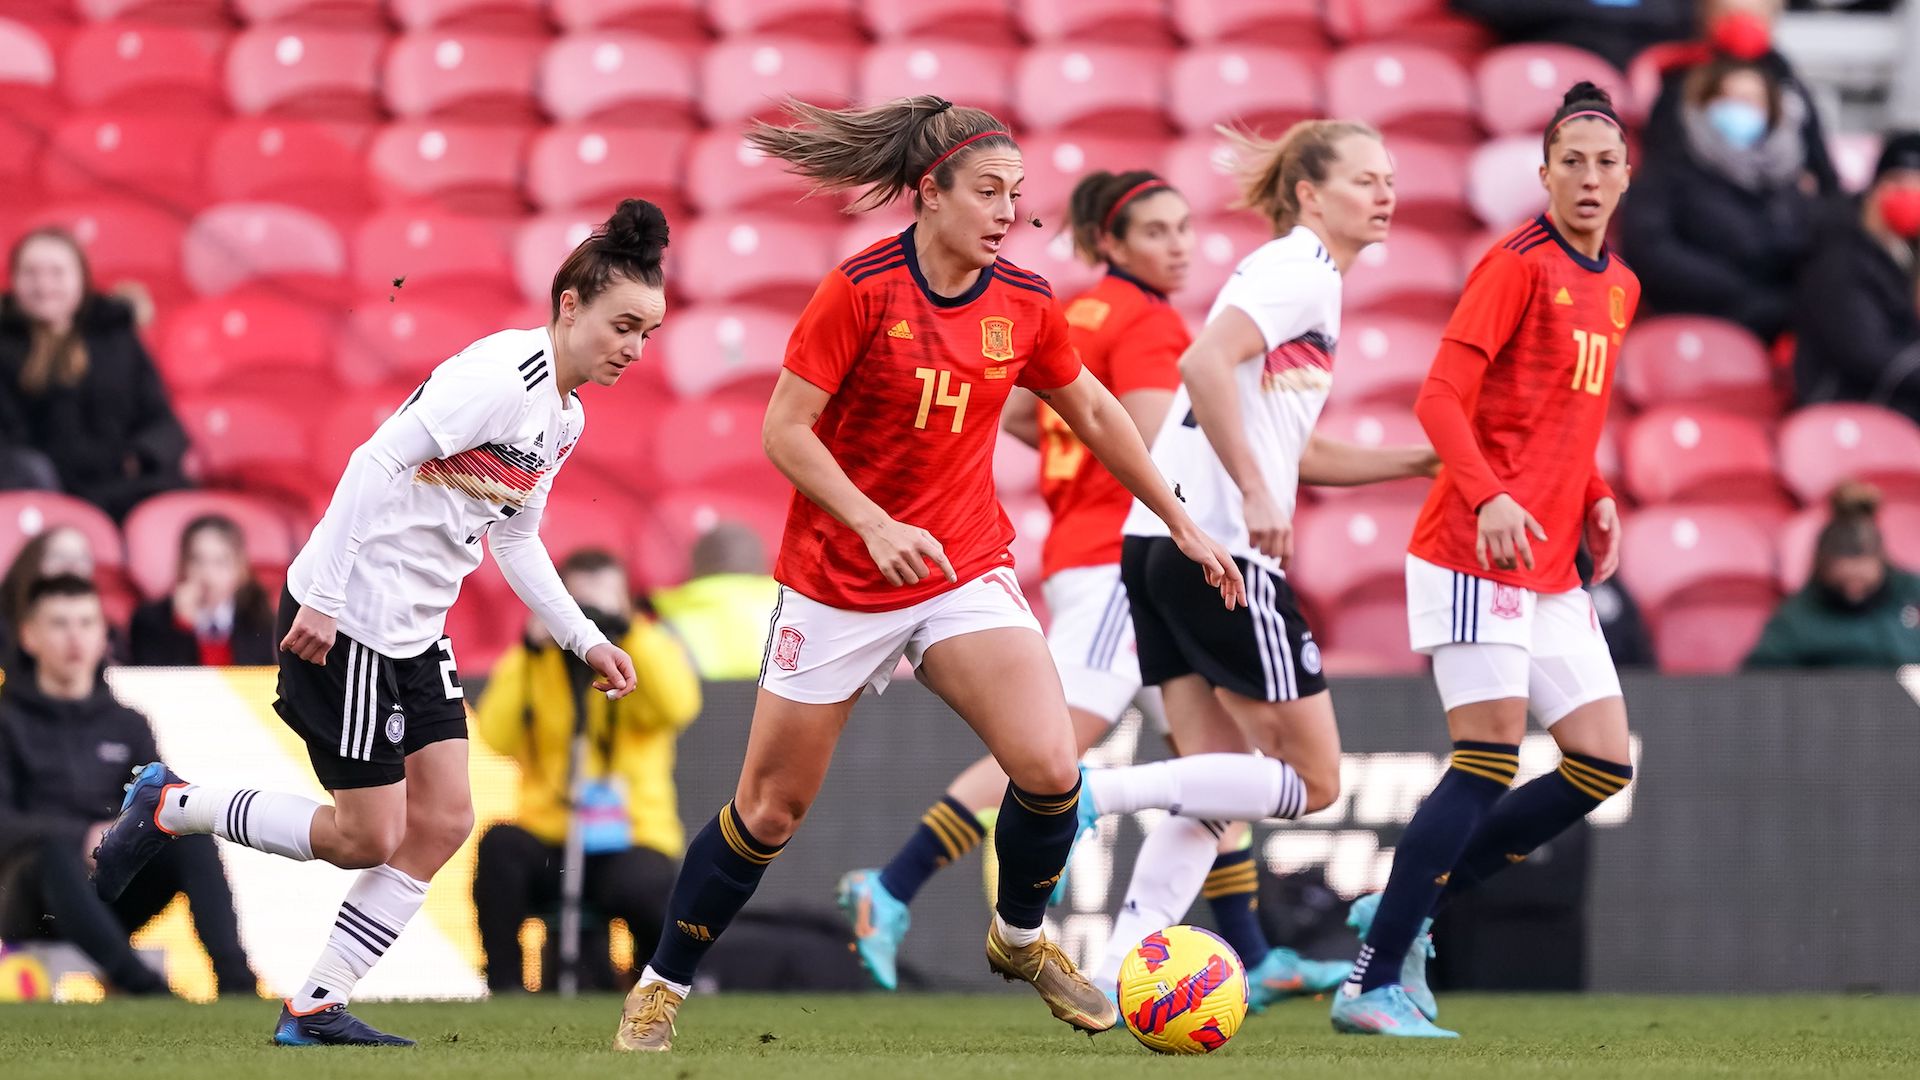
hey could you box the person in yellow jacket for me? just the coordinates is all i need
[649,522,778,681]
[473,549,701,992]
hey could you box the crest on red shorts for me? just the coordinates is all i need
[773,627,804,671]
[1490,583,1524,620]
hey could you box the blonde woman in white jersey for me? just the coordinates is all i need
[91,200,665,1047]
[1077,122,1438,1004]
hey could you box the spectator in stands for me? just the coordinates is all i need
[0,524,98,667]
[1792,132,1920,422]
[0,228,187,521]
[649,523,778,681]
[1746,482,1920,667]
[1620,56,1818,342]
[473,549,701,992]
[1643,0,1841,196]
[128,514,275,667]
[1451,0,1693,70]
[0,575,254,997]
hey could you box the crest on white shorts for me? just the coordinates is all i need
[1490,584,1524,620]
[773,627,805,671]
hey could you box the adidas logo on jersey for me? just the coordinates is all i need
[1554,287,1573,305]
[533,432,544,447]
[887,320,914,339]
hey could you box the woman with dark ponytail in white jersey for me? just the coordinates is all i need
[91,200,667,1046]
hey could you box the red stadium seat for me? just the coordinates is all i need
[699,38,855,127]
[442,555,518,674]
[708,0,862,42]
[1623,406,1788,511]
[1344,228,1461,318]
[1777,501,1920,594]
[156,293,338,394]
[312,382,407,482]
[122,490,298,601]
[1017,0,1173,45]
[1619,315,1776,416]
[1168,47,1319,136]
[383,32,542,123]
[860,0,1017,43]
[206,119,376,213]
[232,0,387,27]
[676,215,836,307]
[1467,135,1549,230]
[527,124,688,216]
[1292,498,1422,609]
[1015,134,1172,226]
[1162,135,1240,228]
[859,41,1016,126]
[26,200,189,303]
[1475,44,1631,138]
[0,116,44,209]
[1384,138,1473,236]
[1015,45,1172,135]
[0,17,57,89]
[177,390,320,499]
[547,0,705,39]
[658,305,789,400]
[1326,43,1477,144]
[685,126,833,218]
[1777,404,1920,505]
[1327,0,1491,54]
[649,393,773,491]
[78,0,230,24]
[1002,491,1051,589]
[182,203,346,300]
[1330,313,1439,408]
[513,212,604,303]
[1309,403,1432,504]
[41,113,214,207]
[351,210,515,303]
[1170,0,1324,48]
[996,228,1103,302]
[994,428,1039,497]
[61,22,225,113]
[528,487,647,565]
[0,491,125,577]
[388,0,548,33]
[565,386,667,495]
[338,298,498,386]
[539,32,697,128]
[367,121,533,215]
[636,487,789,590]
[1183,215,1275,314]
[225,27,385,120]
[1619,506,1777,673]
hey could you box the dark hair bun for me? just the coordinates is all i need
[1829,479,1883,519]
[602,198,669,271]
[1562,81,1614,110]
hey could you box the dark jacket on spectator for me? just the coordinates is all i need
[1644,48,1840,197]
[1745,568,1920,668]
[128,597,278,667]
[0,295,187,521]
[1792,199,1920,423]
[0,660,159,864]
[1451,0,1693,70]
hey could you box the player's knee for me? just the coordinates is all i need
[735,788,806,847]
[1298,761,1342,815]
[331,820,403,869]
[410,802,474,864]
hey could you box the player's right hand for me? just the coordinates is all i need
[281,605,337,665]
[1476,493,1547,572]
[1171,524,1246,610]
[1240,487,1294,569]
[861,517,957,587]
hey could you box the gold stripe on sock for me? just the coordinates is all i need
[1201,873,1258,900]
[1556,762,1613,801]
[1559,757,1629,793]
[1203,865,1258,889]
[718,803,777,865]
[1451,760,1519,786]
[929,802,985,850]
[921,811,966,860]
[1451,749,1521,767]
[1011,788,1079,816]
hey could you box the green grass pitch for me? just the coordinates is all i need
[4,994,1919,1079]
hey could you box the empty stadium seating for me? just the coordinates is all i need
[1014,45,1172,135]
[1623,407,1789,514]
[122,489,297,600]
[1331,314,1441,407]
[382,31,544,123]
[1620,507,1778,673]
[1474,44,1632,138]
[61,22,226,113]
[1326,43,1477,144]
[0,490,126,577]
[1619,316,1777,416]
[1168,46,1318,135]
[1776,405,1920,506]
[225,27,385,120]
[538,32,699,127]
[206,118,376,212]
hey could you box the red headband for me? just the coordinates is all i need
[1102,179,1170,233]
[920,130,1010,184]
[1548,109,1622,144]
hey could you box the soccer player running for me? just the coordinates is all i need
[1082,120,1435,1008]
[90,200,665,1045]
[1331,84,1640,1039]
[833,166,1204,991]
[611,97,1244,1052]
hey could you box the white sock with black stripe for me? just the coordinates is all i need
[1094,815,1223,986]
[291,864,429,1013]
[1084,754,1308,821]
[157,784,318,861]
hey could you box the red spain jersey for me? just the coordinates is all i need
[1409,214,1640,593]
[1036,268,1189,578]
[776,226,1084,612]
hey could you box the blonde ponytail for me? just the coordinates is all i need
[1218,119,1379,234]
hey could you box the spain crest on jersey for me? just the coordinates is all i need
[981,315,1015,363]
[1609,285,1627,329]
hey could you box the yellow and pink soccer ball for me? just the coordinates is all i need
[0,946,51,1002]
[1115,924,1248,1054]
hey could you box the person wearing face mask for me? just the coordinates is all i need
[1746,482,1920,668]
[1642,0,1841,197]
[1792,132,1920,423]
[1620,57,1817,341]
[0,229,188,522]
[128,515,276,667]
[471,548,701,993]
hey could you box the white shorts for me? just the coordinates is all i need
[759,569,1044,705]
[1041,564,1143,723]
[1406,554,1622,726]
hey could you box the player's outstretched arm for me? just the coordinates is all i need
[1040,368,1245,610]
[490,505,634,699]
[1299,432,1439,487]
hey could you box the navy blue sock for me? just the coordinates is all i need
[1353,741,1518,994]
[646,801,785,985]
[878,794,986,904]
[991,778,1081,929]
[1440,752,1632,905]
[1203,846,1271,964]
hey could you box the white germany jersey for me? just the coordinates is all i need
[1124,226,1341,571]
[287,327,585,657]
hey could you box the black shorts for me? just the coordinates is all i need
[273,588,469,790]
[1121,535,1328,703]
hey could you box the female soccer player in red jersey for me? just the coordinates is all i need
[612,99,1244,1052]
[1333,84,1641,1039]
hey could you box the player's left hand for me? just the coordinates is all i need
[586,642,637,700]
[1171,523,1246,610]
[1585,497,1621,585]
